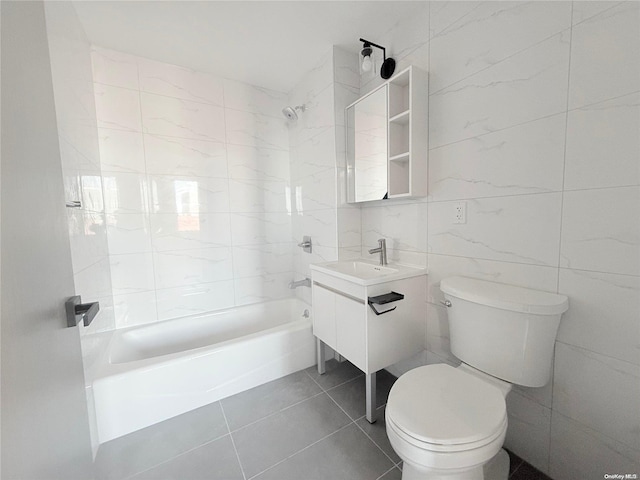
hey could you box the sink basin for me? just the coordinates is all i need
[311,259,427,286]
[323,261,398,279]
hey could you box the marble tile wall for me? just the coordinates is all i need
[91,47,293,328]
[350,1,640,477]
[287,47,361,305]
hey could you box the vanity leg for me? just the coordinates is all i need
[317,338,326,375]
[366,372,377,423]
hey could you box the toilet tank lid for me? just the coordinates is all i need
[440,276,568,315]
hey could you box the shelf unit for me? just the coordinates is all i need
[387,66,428,198]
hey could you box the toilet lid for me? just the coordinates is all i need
[386,364,507,446]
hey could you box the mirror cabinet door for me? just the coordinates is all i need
[346,85,388,203]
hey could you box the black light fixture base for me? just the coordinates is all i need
[359,37,396,80]
[380,58,396,79]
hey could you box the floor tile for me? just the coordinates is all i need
[129,435,243,480]
[327,369,397,420]
[511,461,553,480]
[92,367,549,480]
[356,405,401,463]
[306,358,363,390]
[506,448,524,477]
[94,401,228,480]
[232,393,351,478]
[252,423,395,480]
[221,370,322,431]
[378,466,402,480]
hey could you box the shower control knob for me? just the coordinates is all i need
[297,236,312,253]
[440,300,452,307]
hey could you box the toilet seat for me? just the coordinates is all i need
[386,364,507,452]
[387,414,507,453]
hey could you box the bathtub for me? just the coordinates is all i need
[91,299,315,444]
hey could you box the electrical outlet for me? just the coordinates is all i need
[454,202,466,224]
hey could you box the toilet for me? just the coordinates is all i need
[385,276,569,480]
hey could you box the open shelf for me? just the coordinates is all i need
[389,110,410,125]
[389,122,409,158]
[389,152,410,162]
[386,66,428,199]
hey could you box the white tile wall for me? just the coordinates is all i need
[94,84,142,132]
[351,2,640,476]
[568,2,640,110]
[428,194,563,266]
[289,47,340,294]
[560,186,640,276]
[428,114,566,201]
[97,129,146,174]
[429,2,571,93]
[137,57,224,106]
[553,343,640,452]
[549,411,640,480]
[504,390,552,472]
[429,31,570,148]
[155,280,235,321]
[144,135,228,178]
[91,46,139,90]
[92,47,293,328]
[564,92,640,190]
[141,93,226,142]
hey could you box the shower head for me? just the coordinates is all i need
[282,104,305,121]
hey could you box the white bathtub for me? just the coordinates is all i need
[91,299,315,444]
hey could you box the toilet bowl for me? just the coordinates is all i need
[386,364,509,480]
[385,276,569,480]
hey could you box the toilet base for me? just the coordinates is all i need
[401,449,509,480]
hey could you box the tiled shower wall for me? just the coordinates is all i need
[91,47,293,328]
[287,47,362,305]
[352,2,639,478]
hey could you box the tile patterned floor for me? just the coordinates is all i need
[94,360,552,480]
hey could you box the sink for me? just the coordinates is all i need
[323,261,398,279]
[311,259,426,286]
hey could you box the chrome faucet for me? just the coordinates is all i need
[368,238,388,266]
[288,277,311,289]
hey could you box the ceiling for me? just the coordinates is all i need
[72,1,425,93]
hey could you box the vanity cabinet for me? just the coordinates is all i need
[310,265,427,422]
[312,282,367,369]
[346,65,428,203]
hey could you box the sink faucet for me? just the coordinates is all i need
[368,239,388,266]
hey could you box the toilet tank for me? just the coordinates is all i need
[440,277,568,388]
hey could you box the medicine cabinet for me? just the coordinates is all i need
[346,66,428,203]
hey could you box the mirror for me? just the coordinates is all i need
[346,85,387,203]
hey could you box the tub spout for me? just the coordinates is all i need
[289,278,311,289]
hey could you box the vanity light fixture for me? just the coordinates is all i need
[359,38,396,79]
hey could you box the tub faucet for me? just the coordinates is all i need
[368,238,388,266]
[289,278,311,289]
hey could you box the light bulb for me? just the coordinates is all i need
[362,55,372,72]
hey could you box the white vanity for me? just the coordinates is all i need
[310,259,427,423]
